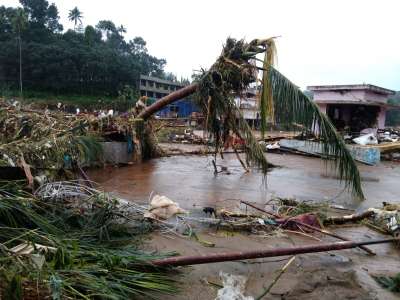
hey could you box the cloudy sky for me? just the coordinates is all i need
[3,0,400,90]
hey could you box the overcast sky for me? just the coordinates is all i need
[3,0,400,90]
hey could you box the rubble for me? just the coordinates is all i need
[215,272,253,300]
[144,194,187,220]
[353,133,378,145]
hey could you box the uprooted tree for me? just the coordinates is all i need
[136,37,364,199]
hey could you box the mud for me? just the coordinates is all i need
[88,145,400,299]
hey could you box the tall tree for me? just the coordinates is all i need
[117,25,126,36]
[11,7,27,99]
[0,2,166,97]
[68,6,82,30]
[96,20,116,40]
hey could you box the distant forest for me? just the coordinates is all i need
[0,0,175,98]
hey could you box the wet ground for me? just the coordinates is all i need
[88,144,400,299]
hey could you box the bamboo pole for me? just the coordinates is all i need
[241,200,280,218]
[256,256,296,300]
[240,200,376,255]
[292,219,376,255]
[151,238,398,267]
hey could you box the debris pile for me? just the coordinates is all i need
[0,181,177,299]
[0,99,144,183]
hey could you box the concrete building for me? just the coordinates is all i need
[235,87,260,127]
[308,84,395,133]
[139,75,198,118]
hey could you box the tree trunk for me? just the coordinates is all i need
[18,34,23,99]
[137,83,198,119]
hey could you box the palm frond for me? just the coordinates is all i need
[194,38,270,174]
[74,135,104,165]
[265,65,364,199]
[0,184,178,299]
[193,37,363,199]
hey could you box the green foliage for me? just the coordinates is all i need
[0,185,178,299]
[266,66,363,198]
[193,37,363,198]
[11,7,27,34]
[386,92,400,126]
[0,1,166,99]
[372,273,400,292]
[117,84,138,111]
[4,274,23,300]
[68,6,82,30]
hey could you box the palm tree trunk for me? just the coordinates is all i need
[137,83,198,119]
[18,33,23,99]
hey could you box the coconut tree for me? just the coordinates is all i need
[117,25,126,36]
[11,8,27,100]
[68,6,83,30]
[138,37,364,199]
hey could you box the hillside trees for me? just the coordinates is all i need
[0,0,167,97]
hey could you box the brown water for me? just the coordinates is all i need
[88,151,400,211]
[88,150,400,300]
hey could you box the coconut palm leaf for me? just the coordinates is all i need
[264,65,363,199]
[0,185,178,299]
[193,37,363,199]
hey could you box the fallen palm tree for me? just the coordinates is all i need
[138,37,364,199]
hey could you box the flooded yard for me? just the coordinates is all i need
[88,148,400,300]
[88,150,400,211]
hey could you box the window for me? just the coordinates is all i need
[170,106,179,112]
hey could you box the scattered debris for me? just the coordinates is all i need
[215,272,253,300]
[372,273,400,293]
[144,194,187,220]
[368,204,400,237]
[324,210,375,225]
[353,133,378,145]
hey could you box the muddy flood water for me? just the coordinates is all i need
[88,151,400,211]
[88,150,400,300]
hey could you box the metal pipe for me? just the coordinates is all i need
[151,238,398,267]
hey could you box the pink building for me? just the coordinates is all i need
[307,84,395,133]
